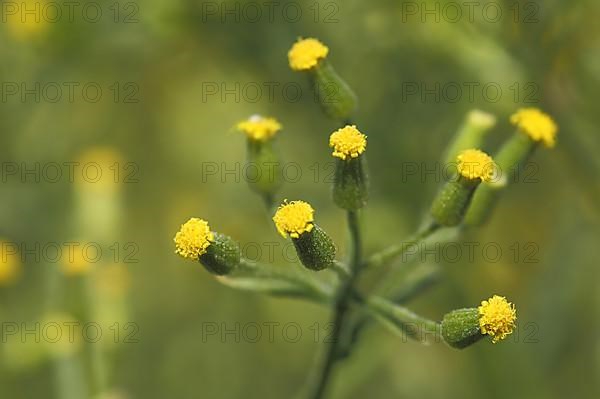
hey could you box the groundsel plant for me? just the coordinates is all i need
[173,37,558,398]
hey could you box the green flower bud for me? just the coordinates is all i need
[430,149,495,226]
[311,61,357,122]
[246,138,284,203]
[333,157,369,210]
[442,295,517,349]
[288,38,356,121]
[174,218,240,275]
[441,308,484,349]
[328,125,369,210]
[237,115,284,206]
[273,200,336,271]
[199,233,241,276]
[292,225,336,271]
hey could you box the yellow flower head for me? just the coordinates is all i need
[273,200,315,238]
[61,248,93,276]
[457,149,495,182]
[288,38,329,71]
[236,115,282,141]
[510,108,558,148]
[174,218,214,260]
[0,240,20,285]
[478,295,517,343]
[329,125,367,160]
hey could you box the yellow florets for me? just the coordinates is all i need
[478,295,517,343]
[174,218,214,260]
[236,115,282,141]
[329,125,367,160]
[273,200,315,238]
[457,149,495,182]
[288,38,329,71]
[510,108,558,148]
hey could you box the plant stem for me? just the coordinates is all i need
[236,258,333,302]
[363,222,440,269]
[310,210,362,399]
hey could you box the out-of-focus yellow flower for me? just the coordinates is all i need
[5,0,50,40]
[174,218,214,260]
[478,295,517,343]
[288,38,329,71]
[60,247,93,276]
[510,108,558,148]
[273,200,315,238]
[0,239,20,285]
[329,125,367,160]
[75,147,125,194]
[236,115,282,141]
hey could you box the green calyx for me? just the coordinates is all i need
[430,176,480,227]
[246,138,284,201]
[292,224,336,271]
[311,61,357,122]
[441,308,484,349]
[199,233,241,275]
[333,156,369,210]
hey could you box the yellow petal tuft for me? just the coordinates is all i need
[457,149,495,182]
[174,218,214,260]
[288,38,329,71]
[478,295,517,343]
[272,200,315,238]
[236,115,282,141]
[510,108,558,148]
[329,125,367,160]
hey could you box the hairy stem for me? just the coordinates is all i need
[363,222,440,269]
[310,210,362,399]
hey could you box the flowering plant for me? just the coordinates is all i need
[173,38,557,399]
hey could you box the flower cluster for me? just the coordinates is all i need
[171,36,561,396]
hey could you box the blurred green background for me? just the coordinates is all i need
[1,0,599,398]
